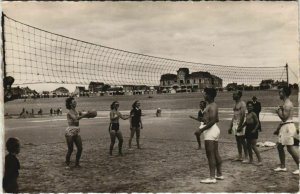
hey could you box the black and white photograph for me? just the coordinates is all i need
[1,1,299,193]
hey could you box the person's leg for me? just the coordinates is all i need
[214,141,222,177]
[235,135,243,160]
[240,136,248,160]
[116,131,124,155]
[195,132,201,149]
[73,135,83,166]
[287,145,299,168]
[205,140,216,179]
[65,135,74,166]
[251,139,262,163]
[136,128,141,149]
[109,130,116,155]
[128,128,135,149]
[276,143,286,169]
[246,138,253,163]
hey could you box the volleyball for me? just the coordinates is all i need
[86,110,97,118]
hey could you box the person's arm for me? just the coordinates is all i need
[118,111,130,120]
[68,111,85,122]
[129,110,133,129]
[238,102,246,129]
[228,118,233,134]
[140,119,143,129]
[251,113,260,132]
[238,118,247,132]
[140,110,143,129]
[198,106,218,133]
[273,123,282,135]
[257,102,261,113]
[189,115,201,122]
[276,104,292,122]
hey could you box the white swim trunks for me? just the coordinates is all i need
[278,121,298,145]
[232,119,245,136]
[201,124,220,141]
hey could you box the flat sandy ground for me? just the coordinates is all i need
[4,107,299,192]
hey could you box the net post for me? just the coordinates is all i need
[1,12,6,78]
[285,63,289,86]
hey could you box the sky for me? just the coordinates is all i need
[1,1,299,92]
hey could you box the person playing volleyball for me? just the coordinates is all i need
[196,88,223,184]
[228,90,248,162]
[65,97,90,168]
[129,100,143,149]
[189,100,207,149]
[109,101,130,156]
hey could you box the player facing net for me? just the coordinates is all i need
[2,14,287,87]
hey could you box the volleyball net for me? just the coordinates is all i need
[2,14,287,87]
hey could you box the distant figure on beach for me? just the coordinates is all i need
[228,90,248,162]
[196,88,223,184]
[20,108,25,116]
[252,96,262,131]
[59,107,63,115]
[238,101,262,165]
[3,137,21,193]
[109,101,130,156]
[129,100,143,149]
[50,108,53,116]
[156,108,161,117]
[31,109,34,116]
[273,86,299,174]
[65,97,90,168]
[38,108,43,116]
[189,100,207,149]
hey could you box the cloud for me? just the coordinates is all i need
[2,1,298,85]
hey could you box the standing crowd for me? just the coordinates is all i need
[3,86,299,192]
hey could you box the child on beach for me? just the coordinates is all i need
[190,100,207,149]
[3,137,21,193]
[238,101,262,165]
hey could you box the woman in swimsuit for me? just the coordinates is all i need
[239,101,262,165]
[109,101,130,156]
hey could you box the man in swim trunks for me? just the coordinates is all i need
[228,90,248,162]
[196,88,223,184]
[273,86,299,174]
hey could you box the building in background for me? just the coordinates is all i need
[159,68,222,93]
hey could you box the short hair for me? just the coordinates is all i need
[200,100,207,107]
[111,101,119,110]
[65,97,74,110]
[246,101,254,107]
[282,85,292,97]
[132,100,139,109]
[252,96,257,100]
[236,90,242,97]
[6,137,20,153]
[204,88,217,99]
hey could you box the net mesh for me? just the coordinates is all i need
[3,14,287,87]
